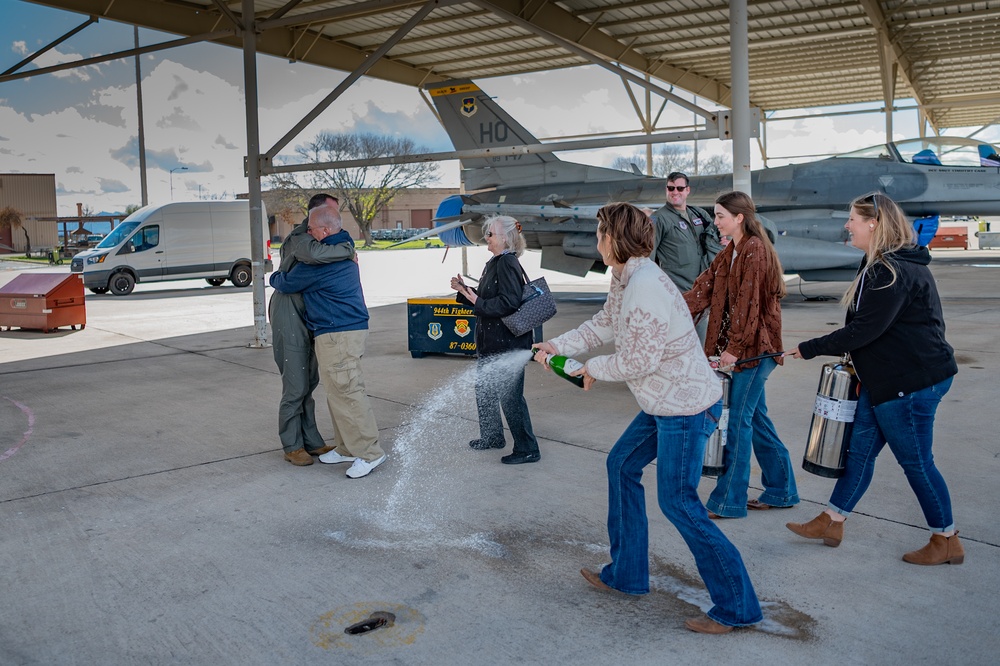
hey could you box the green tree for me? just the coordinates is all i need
[124,204,142,216]
[269,132,439,246]
[0,206,30,256]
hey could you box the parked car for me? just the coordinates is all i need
[71,201,272,295]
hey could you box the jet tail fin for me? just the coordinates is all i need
[427,79,641,191]
[426,79,559,171]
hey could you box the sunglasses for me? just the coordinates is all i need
[869,194,879,221]
[666,185,688,192]
[485,231,494,238]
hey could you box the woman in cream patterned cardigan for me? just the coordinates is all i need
[533,202,761,635]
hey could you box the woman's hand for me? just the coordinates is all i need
[718,351,738,370]
[784,347,802,359]
[450,274,477,304]
[570,363,596,391]
[532,341,557,365]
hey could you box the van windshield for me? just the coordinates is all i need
[97,221,140,249]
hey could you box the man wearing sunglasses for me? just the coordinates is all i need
[650,172,723,341]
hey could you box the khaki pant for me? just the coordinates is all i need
[314,329,383,462]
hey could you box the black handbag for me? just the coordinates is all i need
[501,265,557,337]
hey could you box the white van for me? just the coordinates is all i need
[72,201,273,295]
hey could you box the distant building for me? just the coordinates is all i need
[0,174,58,253]
[262,187,460,241]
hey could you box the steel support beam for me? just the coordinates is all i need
[0,30,235,83]
[268,128,717,174]
[2,15,98,76]
[266,0,304,22]
[211,0,245,30]
[729,0,752,195]
[472,0,716,122]
[259,0,423,31]
[242,0,268,348]
[858,0,934,132]
[134,26,148,207]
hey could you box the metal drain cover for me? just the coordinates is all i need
[344,611,396,635]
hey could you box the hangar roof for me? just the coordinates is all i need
[25,0,1000,131]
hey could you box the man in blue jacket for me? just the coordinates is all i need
[269,207,385,479]
[269,193,355,466]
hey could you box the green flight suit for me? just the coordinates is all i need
[650,203,723,292]
[268,219,354,453]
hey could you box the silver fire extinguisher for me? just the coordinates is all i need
[702,370,730,477]
[701,352,783,478]
[802,355,860,478]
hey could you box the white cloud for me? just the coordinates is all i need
[29,46,100,81]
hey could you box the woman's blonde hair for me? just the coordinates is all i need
[482,215,526,257]
[715,191,786,299]
[841,192,915,308]
[596,202,655,263]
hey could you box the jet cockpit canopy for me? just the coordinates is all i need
[833,137,1000,167]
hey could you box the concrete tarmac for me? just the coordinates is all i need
[1,247,998,665]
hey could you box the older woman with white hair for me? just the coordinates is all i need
[451,216,541,465]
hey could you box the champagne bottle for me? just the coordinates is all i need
[533,348,585,388]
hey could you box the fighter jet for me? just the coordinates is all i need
[427,79,1000,281]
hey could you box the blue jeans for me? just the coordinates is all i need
[829,377,955,532]
[707,357,799,517]
[475,356,539,455]
[600,405,762,627]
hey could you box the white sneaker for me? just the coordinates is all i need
[346,455,386,479]
[318,450,357,465]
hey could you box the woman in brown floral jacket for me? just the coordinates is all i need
[684,191,799,519]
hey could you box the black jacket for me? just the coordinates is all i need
[799,246,957,405]
[456,252,533,356]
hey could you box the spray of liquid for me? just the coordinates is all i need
[373,348,535,534]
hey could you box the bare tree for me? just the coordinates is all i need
[611,156,646,174]
[0,206,30,256]
[612,144,695,177]
[699,153,733,175]
[269,132,439,246]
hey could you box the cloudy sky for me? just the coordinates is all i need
[3,2,994,216]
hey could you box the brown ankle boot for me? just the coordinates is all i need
[786,512,844,547]
[902,532,965,565]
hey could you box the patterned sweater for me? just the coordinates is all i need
[550,256,722,416]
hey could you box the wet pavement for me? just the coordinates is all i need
[1,248,998,664]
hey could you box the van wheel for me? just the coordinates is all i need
[89,287,109,294]
[109,272,136,296]
[206,278,226,286]
[230,264,252,288]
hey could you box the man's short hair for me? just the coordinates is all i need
[666,172,689,186]
[307,193,339,210]
[309,205,343,233]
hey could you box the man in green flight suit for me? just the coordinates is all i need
[650,171,723,342]
[269,193,356,466]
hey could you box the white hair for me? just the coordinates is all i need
[482,215,526,256]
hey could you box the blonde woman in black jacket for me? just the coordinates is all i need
[451,216,540,465]
[785,193,961,565]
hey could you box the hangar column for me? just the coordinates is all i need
[729,0,752,195]
[242,0,268,348]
